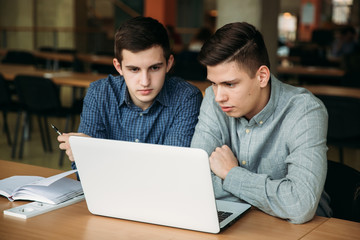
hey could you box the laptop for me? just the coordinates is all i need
[69,136,251,234]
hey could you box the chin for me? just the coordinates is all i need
[225,111,242,118]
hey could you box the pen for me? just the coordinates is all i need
[51,124,62,136]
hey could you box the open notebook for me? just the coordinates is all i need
[69,136,250,234]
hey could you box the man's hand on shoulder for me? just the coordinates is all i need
[209,145,239,179]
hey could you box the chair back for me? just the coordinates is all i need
[342,53,360,87]
[316,95,360,140]
[325,160,360,222]
[0,74,11,107]
[2,50,36,65]
[14,75,61,113]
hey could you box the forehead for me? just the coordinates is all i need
[121,46,166,65]
[207,61,250,82]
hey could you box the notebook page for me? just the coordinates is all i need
[0,176,44,197]
[29,170,78,187]
[14,177,83,204]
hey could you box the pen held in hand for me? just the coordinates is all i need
[51,124,62,136]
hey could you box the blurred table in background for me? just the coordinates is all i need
[277,65,345,78]
[0,64,106,88]
[302,85,360,99]
[76,53,113,65]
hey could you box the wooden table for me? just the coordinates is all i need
[0,64,107,88]
[277,65,345,78]
[76,53,113,65]
[33,51,75,62]
[1,160,359,239]
[0,64,212,92]
[302,85,360,99]
[301,218,360,239]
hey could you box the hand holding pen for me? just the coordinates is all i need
[51,123,90,162]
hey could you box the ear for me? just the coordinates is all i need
[113,58,123,75]
[166,54,175,73]
[257,65,270,88]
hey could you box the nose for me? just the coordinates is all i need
[214,86,227,103]
[140,71,150,87]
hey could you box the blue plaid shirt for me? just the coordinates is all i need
[78,74,202,146]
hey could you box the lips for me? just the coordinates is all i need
[138,89,153,95]
[220,106,233,112]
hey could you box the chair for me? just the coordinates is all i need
[341,53,360,88]
[0,74,21,146]
[325,160,360,222]
[13,75,82,166]
[316,94,360,163]
[2,50,36,65]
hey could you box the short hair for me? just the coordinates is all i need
[114,16,171,63]
[198,22,270,78]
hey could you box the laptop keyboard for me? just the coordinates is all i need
[217,211,233,223]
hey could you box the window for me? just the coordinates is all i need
[332,0,353,24]
[278,12,297,43]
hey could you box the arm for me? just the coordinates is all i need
[57,82,106,163]
[223,104,328,224]
[77,83,107,138]
[163,89,202,147]
[191,88,238,200]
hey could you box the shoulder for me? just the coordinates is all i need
[275,81,328,124]
[271,76,324,111]
[282,83,326,112]
[87,75,124,95]
[89,74,123,89]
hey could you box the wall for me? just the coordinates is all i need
[0,0,76,50]
[0,0,34,50]
[216,0,280,73]
[36,0,75,49]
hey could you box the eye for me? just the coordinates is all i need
[150,65,161,71]
[225,83,235,87]
[129,67,139,73]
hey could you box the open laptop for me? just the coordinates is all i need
[69,136,251,234]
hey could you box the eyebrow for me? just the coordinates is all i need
[207,78,238,85]
[125,62,164,69]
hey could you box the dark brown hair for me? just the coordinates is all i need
[114,16,171,63]
[198,22,270,78]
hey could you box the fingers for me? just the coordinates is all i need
[209,145,238,179]
[212,145,232,158]
[56,132,89,162]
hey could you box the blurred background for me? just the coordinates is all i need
[0,0,359,172]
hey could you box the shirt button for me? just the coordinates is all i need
[135,139,139,143]
[245,129,250,133]
[242,160,246,165]
[139,113,143,116]
[259,121,263,124]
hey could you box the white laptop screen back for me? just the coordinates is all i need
[70,136,221,233]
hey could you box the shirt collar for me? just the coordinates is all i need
[154,76,170,107]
